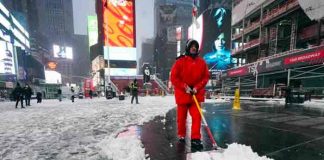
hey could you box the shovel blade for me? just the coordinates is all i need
[186,148,225,160]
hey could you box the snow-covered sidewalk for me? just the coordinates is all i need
[0,96,274,160]
[0,97,175,160]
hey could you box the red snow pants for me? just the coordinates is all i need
[177,103,202,140]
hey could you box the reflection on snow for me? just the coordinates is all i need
[117,125,141,138]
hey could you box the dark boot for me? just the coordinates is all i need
[178,137,185,143]
[191,139,203,152]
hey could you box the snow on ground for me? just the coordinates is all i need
[0,96,276,160]
[0,96,175,160]
[189,143,273,160]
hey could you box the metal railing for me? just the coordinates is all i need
[153,75,170,95]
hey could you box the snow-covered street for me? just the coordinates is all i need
[0,96,175,160]
[2,96,310,160]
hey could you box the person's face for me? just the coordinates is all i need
[214,33,225,51]
[189,44,198,54]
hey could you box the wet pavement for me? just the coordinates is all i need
[139,101,324,160]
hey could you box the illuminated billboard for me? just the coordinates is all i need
[103,46,137,76]
[189,8,232,70]
[0,40,16,75]
[91,55,105,72]
[103,46,136,61]
[102,0,135,47]
[87,16,98,47]
[53,45,73,59]
[105,68,137,76]
[45,70,62,84]
[47,61,57,70]
[188,14,203,49]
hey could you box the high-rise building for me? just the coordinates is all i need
[36,0,75,84]
[153,0,192,81]
[1,0,47,86]
[224,0,324,96]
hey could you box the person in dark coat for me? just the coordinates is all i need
[13,82,24,108]
[285,86,292,105]
[71,87,75,102]
[130,79,139,104]
[106,83,113,99]
[89,90,93,99]
[57,88,62,101]
[24,84,33,106]
[36,92,42,103]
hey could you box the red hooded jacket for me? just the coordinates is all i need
[170,55,210,105]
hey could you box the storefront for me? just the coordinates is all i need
[222,46,324,97]
[0,2,30,99]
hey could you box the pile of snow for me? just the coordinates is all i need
[98,135,147,160]
[189,143,273,160]
[205,98,230,103]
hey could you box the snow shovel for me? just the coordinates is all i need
[187,94,225,157]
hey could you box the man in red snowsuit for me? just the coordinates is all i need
[170,39,210,148]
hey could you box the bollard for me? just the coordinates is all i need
[233,88,241,110]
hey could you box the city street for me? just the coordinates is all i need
[140,99,324,160]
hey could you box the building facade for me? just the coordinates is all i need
[223,0,324,97]
[153,0,192,81]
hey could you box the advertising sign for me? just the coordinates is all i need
[87,16,98,47]
[47,61,57,70]
[176,26,182,41]
[103,46,136,61]
[159,5,177,25]
[284,49,324,66]
[225,47,324,78]
[188,14,203,47]
[45,70,62,84]
[53,45,73,59]
[109,68,137,76]
[92,55,105,72]
[83,78,94,97]
[103,0,135,47]
[0,41,15,75]
[201,8,232,70]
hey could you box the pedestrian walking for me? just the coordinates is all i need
[106,83,113,99]
[24,84,33,106]
[57,88,62,101]
[71,87,75,102]
[130,79,139,104]
[89,90,93,99]
[285,86,292,105]
[170,39,210,151]
[12,82,24,108]
[36,92,42,103]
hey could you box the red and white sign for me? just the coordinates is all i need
[83,78,95,98]
[176,27,182,41]
[284,49,324,65]
[228,67,248,77]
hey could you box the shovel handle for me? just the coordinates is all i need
[192,94,219,149]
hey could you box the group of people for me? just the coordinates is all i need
[56,87,94,102]
[12,82,43,108]
[105,80,139,104]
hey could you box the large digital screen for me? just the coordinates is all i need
[188,14,203,49]
[45,70,62,84]
[108,68,137,76]
[53,44,73,59]
[102,0,135,47]
[189,8,232,71]
[109,60,137,68]
[87,16,98,47]
[103,46,136,61]
[0,40,16,75]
